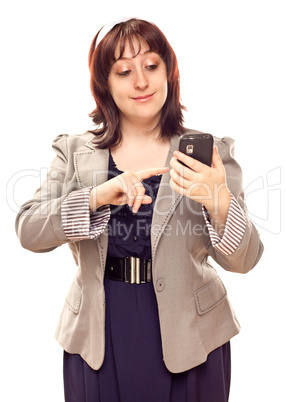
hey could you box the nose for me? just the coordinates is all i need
[134,68,148,90]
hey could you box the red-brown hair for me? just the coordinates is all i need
[88,18,186,148]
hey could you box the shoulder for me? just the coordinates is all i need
[52,132,98,156]
[52,131,95,149]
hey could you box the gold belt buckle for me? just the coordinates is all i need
[129,256,141,284]
[124,257,152,284]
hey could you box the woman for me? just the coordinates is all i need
[16,18,264,401]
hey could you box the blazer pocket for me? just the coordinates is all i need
[65,280,82,314]
[195,275,227,316]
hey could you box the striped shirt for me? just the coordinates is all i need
[61,188,246,256]
[61,187,110,242]
[202,193,247,255]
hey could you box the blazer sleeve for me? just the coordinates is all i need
[15,134,109,253]
[206,136,264,274]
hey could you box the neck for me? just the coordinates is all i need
[119,114,162,143]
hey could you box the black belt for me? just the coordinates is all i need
[105,256,152,284]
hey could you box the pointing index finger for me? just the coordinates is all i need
[135,167,169,181]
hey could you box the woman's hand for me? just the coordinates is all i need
[169,146,231,236]
[90,167,169,213]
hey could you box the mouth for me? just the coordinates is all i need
[131,93,155,103]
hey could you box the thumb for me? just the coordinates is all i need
[212,145,224,170]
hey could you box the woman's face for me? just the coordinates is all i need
[108,39,168,128]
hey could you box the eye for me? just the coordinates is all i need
[146,64,158,71]
[117,70,132,77]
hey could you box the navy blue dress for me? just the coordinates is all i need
[63,153,231,402]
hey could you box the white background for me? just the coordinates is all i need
[1,0,285,401]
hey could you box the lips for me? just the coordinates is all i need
[131,93,155,102]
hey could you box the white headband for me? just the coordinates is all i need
[95,17,137,48]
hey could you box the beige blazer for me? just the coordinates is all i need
[16,130,263,373]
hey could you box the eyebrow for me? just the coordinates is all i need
[116,50,153,61]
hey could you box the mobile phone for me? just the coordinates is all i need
[178,133,214,167]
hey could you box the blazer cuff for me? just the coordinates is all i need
[61,187,110,241]
[202,193,247,255]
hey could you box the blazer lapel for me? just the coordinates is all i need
[74,140,109,188]
[73,140,110,269]
[151,135,183,258]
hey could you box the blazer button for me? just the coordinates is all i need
[156,279,165,292]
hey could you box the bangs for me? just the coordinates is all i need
[98,19,167,70]
[115,35,147,60]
